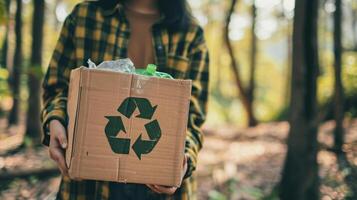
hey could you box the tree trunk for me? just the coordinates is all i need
[352,8,357,50]
[0,33,8,68]
[25,0,45,143]
[333,0,344,153]
[247,0,257,126]
[0,0,10,69]
[8,0,23,126]
[224,0,257,127]
[280,0,320,199]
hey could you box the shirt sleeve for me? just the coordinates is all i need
[184,27,209,179]
[40,9,77,146]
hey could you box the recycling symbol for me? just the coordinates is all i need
[104,97,161,160]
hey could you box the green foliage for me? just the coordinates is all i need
[0,68,9,96]
[29,176,39,185]
[208,178,238,200]
[27,65,44,79]
[226,176,239,197]
[274,51,357,121]
[23,136,34,147]
[261,186,280,200]
[343,52,357,96]
[240,186,264,199]
[207,177,281,199]
[208,190,227,200]
[0,0,7,25]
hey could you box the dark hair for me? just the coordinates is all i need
[98,0,194,32]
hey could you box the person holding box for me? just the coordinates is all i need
[41,0,209,199]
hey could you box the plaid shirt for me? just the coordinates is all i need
[41,1,209,200]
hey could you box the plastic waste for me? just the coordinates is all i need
[87,59,173,79]
[87,58,135,73]
[135,64,173,79]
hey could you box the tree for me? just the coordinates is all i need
[352,5,357,50]
[247,0,257,126]
[224,0,257,127]
[25,0,45,143]
[0,0,6,23]
[0,0,10,69]
[8,0,23,126]
[280,0,320,199]
[333,0,344,153]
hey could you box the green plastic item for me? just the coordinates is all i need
[135,64,173,79]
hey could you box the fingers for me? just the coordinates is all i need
[153,185,177,195]
[146,184,162,194]
[57,131,68,149]
[50,120,68,149]
[147,184,177,195]
[49,147,68,177]
[49,120,69,177]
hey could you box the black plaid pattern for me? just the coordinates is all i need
[41,1,209,199]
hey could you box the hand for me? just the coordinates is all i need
[146,154,188,195]
[48,119,69,177]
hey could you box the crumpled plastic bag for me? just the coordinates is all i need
[88,58,135,73]
[87,58,173,79]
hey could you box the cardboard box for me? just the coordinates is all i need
[66,67,192,187]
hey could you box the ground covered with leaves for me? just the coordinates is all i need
[0,118,356,200]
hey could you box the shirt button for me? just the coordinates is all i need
[157,45,163,50]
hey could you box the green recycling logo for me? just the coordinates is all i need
[104,97,161,160]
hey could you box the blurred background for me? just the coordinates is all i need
[0,0,356,199]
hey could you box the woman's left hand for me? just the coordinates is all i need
[146,154,188,195]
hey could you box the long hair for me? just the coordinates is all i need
[97,0,194,32]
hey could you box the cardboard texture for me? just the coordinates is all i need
[66,67,192,187]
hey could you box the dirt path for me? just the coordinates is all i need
[0,119,356,199]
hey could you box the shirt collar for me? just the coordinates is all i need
[100,2,121,17]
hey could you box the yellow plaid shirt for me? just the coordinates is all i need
[41,1,209,199]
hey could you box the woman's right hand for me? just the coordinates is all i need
[49,119,69,177]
